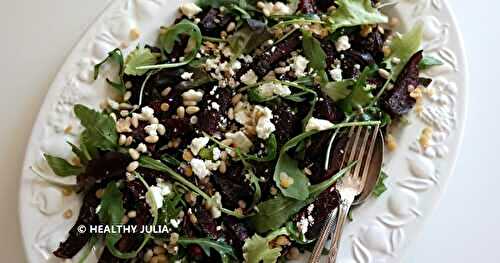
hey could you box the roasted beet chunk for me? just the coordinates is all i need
[315,95,345,123]
[351,30,385,62]
[299,0,317,14]
[200,9,233,37]
[77,152,130,188]
[382,51,423,116]
[341,50,375,79]
[252,31,302,77]
[224,216,250,255]
[293,189,340,240]
[53,187,100,258]
[194,207,221,239]
[271,103,302,145]
[213,164,254,209]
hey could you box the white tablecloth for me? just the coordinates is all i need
[0,0,498,262]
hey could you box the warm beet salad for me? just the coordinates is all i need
[42,0,443,262]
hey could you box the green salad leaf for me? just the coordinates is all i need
[94,48,126,94]
[44,154,83,177]
[385,24,423,79]
[137,20,202,70]
[322,79,355,101]
[327,0,388,33]
[274,153,310,200]
[74,104,118,151]
[228,23,272,60]
[302,30,327,72]
[99,182,126,255]
[252,162,356,233]
[243,228,289,263]
[419,55,444,70]
[244,134,278,162]
[124,46,157,76]
[178,238,237,263]
[372,170,388,197]
[338,65,378,113]
[67,142,91,165]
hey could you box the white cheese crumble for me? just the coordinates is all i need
[205,160,221,171]
[225,131,253,153]
[329,66,343,81]
[292,55,309,78]
[240,69,258,85]
[212,147,221,160]
[190,158,211,179]
[258,82,291,97]
[257,1,293,17]
[296,216,309,234]
[254,106,276,140]
[305,117,335,132]
[189,137,209,156]
[156,179,172,196]
[335,35,351,52]
[210,192,222,218]
[211,102,220,111]
[181,72,194,80]
[179,3,202,18]
[146,186,164,213]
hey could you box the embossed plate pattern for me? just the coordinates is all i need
[19,0,467,262]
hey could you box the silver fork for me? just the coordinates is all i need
[308,124,380,263]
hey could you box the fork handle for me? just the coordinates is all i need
[327,195,355,263]
[308,207,338,263]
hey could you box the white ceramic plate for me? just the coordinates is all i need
[19,0,467,262]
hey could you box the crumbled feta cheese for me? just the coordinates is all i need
[240,69,258,85]
[205,160,221,171]
[182,89,204,102]
[209,192,222,218]
[156,179,172,196]
[292,55,309,78]
[257,1,292,17]
[146,186,164,213]
[190,158,211,179]
[225,131,253,153]
[211,102,220,111]
[181,72,194,80]
[258,82,291,97]
[335,35,351,52]
[254,106,276,140]
[179,3,202,18]
[305,117,335,132]
[170,218,181,228]
[141,106,155,119]
[296,216,309,234]
[235,110,250,125]
[189,137,209,156]
[212,147,221,160]
[144,124,159,136]
[329,66,343,81]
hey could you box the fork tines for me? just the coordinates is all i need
[340,125,380,181]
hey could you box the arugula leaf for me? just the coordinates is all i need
[419,55,443,70]
[244,134,278,162]
[274,153,310,200]
[158,194,183,225]
[228,22,272,60]
[94,48,126,94]
[160,154,182,167]
[44,154,83,177]
[178,238,237,263]
[327,0,388,32]
[74,104,118,151]
[124,46,157,76]
[338,65,378,113]
[99,182,125,256]
[385,24,423,79]
[372,170,388,197]
[322,79,355,101]
[67,142,91,165]
[243,228,289,263]
[137,20,202,70]
[302,30,326,72]
[252,162,356,233]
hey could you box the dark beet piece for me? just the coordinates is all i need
[197,109,221,134]
[382,51,423,116]
[293,189,340,240]
[316,0,335,12]
[315,95,345,123]
[325,134,349,178]
[322,39,339,68]
[200,9,233,37]
[299,0,317,14]
[194,207,221,239]
[77,152,130,188]
[351,30,385,62]
[53,187,100,258]
[271,103,302,145]
[341,50,375,79]
[252,31,302,77]
[163,117,194,138]
[224,216,250,255]
[213,165,254,209]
